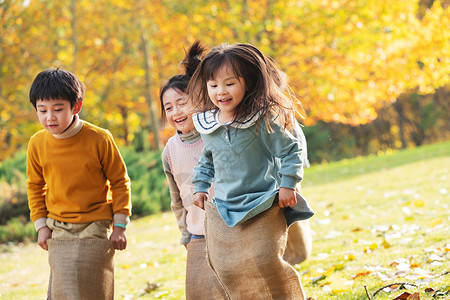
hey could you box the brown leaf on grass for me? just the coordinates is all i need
[392,292,421,300]
[353,271,372,279]
[406,292,420,299]
[392,292,411,299]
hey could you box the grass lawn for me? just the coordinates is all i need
[0,141,448,299]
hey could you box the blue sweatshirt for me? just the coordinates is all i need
[192,110,313,227]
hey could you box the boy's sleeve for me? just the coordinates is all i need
[162,148,191,245]
[100,131,132,217]
[26,138,48,224]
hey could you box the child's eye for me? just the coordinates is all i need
[55,109,63,112]
[227,83,235,86]
[39,110,47,113]
[165,107,172,112]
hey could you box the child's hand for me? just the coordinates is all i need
[37,226,52,251]
[110,226,127,250]
[278,187,297,208]
[193,192,208,210]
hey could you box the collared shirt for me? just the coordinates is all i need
[192,110,313,227]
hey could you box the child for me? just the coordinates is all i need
[160,42,227,300]
[27,68,131,300]
[188,43,314,299]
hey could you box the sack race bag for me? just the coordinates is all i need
[283,220,312,265]
[186,238,228,300]
[47,238,115,300]
[205,201,306,300]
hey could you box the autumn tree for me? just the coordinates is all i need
[0,0,448,161]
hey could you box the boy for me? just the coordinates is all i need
[26,68,131,299]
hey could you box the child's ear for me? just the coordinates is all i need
[72,101,83,114]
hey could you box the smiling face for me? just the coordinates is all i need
[162,88,194,134]
[207,63,246,124]
[36,99,82,135]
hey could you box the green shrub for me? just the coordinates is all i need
[0,217,36,243]
[118,147,171,218]
[0,151,27,184]
[0,151,29,226]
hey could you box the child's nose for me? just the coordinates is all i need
[218,85,226,95]
[47,112,56,120]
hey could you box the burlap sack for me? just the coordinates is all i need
[205,201,306,300]
[186,238,228,300]
[47,238,115,300]
[283,220,312,265]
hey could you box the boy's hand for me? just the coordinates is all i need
[278,187,297,208]
[110,226,127,250]
[37,226,52,251]
[193,192,208,210]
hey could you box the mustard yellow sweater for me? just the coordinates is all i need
[27,121,131,223]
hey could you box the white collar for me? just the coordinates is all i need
[53,114,84,139]
[193,110,261,134]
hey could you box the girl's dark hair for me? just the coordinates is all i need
[29,68,85,109]
[159,41,206,119]
[187,43,300,131]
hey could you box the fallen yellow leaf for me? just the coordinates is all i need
[431,219,443,226]
[327,274,350,293]
[413,200,425,207]
[345,254,355,261]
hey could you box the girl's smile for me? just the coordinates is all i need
[163,88,194,134]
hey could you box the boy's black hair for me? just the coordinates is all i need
[29,68,85,109]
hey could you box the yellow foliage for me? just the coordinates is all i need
[0,0,448,153]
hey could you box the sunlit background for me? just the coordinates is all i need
[0,0,448,162]
[1,1,449,299]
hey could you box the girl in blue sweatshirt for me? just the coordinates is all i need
[188,43,314,300]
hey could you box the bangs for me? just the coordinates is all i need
[30,79,71,102]
[205,56,244,82]
[29,68,84,108]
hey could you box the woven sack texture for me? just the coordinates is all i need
[47,238,114,300]
[205,201,306,300]
[186,238,228,299]
[283,220,312,265]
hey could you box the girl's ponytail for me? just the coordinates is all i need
[181,41,206,79]
[160,41,206,120]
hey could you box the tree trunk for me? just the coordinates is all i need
[141,30,161,151]
[70,0,78,73]
[394,99,407,149]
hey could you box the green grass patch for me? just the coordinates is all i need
[304,140,450,187]
[0,142,448,299]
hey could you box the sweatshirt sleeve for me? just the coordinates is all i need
[162,147,191,245]
[100,131,132,216]
[26,137,48,222]
[260,120,304,190]
[292,121,310,168]
[192,145,215,194]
